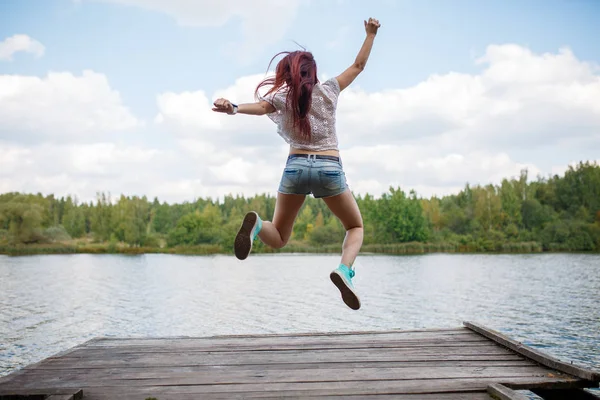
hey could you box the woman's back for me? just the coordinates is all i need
[261,78,342,152]
[211,17,381,310]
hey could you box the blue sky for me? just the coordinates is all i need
[2,0,598,118]
[1,0,599,202]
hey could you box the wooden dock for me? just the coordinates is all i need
[0,321,598,399]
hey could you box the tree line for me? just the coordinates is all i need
[1,161,599,254]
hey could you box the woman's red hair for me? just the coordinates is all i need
[255,51,318,139]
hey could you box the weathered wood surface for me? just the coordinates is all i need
[1,324,598,399]
[487,383,531,400]
[464,321,600,382]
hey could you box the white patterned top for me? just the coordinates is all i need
[260,78,341,151]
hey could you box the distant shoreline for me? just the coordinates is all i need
[3,162,599,256]
[3,241,596,256]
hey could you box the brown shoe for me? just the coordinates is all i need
[234,211,260,260]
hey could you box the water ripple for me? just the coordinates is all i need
[1,253,599,376]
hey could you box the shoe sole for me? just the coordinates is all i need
[330,270,361,310]
[234,212,257,260]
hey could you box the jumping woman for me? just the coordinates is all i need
[212,18,381,310]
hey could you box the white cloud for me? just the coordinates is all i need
[148,44,600,200]
[335,46,600,152]
[156,73,280,148]
[0,140,282,203]
[0,145,33,176]
[2,44,599,203]
[84,0,302,62]
[0,70,142,144]
[0,34,45,61]
[0,141,177,201]
[342,146,540,197]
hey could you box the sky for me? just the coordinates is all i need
[0,0,599,204]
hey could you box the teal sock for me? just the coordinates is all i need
[252,215,263,240]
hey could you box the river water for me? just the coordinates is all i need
[1,253,599,380]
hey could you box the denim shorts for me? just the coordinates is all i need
[278,154,348,198]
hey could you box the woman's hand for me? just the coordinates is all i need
[212,98,235,114]
[364,17,381,37]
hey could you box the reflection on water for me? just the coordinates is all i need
[1,253,599,376]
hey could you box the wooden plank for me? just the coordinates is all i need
[286,395,495,400]
[32,347,521,369]
[0,395,45,400]
[59,341,495,357]
[20,360,539,374]
[2,365,563,389]
[63,341,498,358]
[123,327,470,340]
[89,333,488,347]
[62,343,513,358]
[531,388,600,399]
[487,383,530,400]
[2,362,544,389]
[87,329,479,348]
[83,336,489,353]
[464,321,600,382]
[27,354,527,371]
[0,388,82,399]
[38,376,588,397]
[81,392,496,400]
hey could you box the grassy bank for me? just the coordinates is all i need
[0,240,561,256]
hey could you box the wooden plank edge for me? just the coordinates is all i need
[46,389,83,400]
[464,321,600,383]
[487,383,530,400]
[207,327,470,339]
[20,378,589,397]
[89,327,470,342]
[0,389,82,400]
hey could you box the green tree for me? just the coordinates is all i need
[472,185,502,232]
[63,206,86,238]
[372,187,428,243]
[111,196,151,246]
[293,204,314,240]
[151,201,173,234]
[167,204,223,246]
[421,197,442,232]
[308,218,345,245]
[91,192,113,241]
[0,197,44,244]
[2,159,599,253]
[521,199,554,231]
[439,199,468,235]
[499,178,522,228]
[554,161,600,220]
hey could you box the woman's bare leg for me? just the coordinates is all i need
[323,189,364,310]
[322,189,364,266]
[258,192,306,249]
